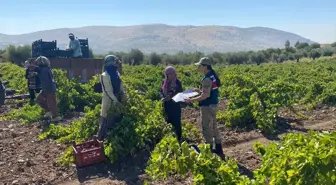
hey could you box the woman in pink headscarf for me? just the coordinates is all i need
[160,66,183,143]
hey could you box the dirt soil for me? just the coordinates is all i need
[0,101,335,185]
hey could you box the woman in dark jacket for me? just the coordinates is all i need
[160,66,183,143]
[35,56,61,122]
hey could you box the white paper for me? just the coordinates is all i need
[172,89,199,102]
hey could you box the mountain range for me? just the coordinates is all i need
[0,24,315,54]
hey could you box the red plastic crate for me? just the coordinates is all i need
[72,136,106,168]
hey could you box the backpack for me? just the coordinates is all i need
[94,75,126,103]
[94,80,103,93]
[93,75,112,94]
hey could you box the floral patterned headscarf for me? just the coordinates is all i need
[161,66,177,96]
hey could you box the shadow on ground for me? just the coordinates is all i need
[262,117,310,140]
[237,163,254,179]
[75,150,150,185]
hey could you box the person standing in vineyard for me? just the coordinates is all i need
[97,55,127,141]
[184,57,224,159]
[25,59,41,105]
[160,66,183,143]
[35,56,62,122]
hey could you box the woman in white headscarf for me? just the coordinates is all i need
[97,55,127,141]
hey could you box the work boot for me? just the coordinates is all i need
[214,143,226,160]
[42,112,52,119]
[97,117,108,141]
[51,116,62,122]
[206,143,215,153]
[178,138,182,146]
[189,144,200,153]
[29,99,35,105]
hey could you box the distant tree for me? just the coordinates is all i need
[179,56,191,65]
[129,49,144,65]
[294,51,303,62]
[302,50,309,58]
[211,52,224,64]
[262,49,273,61]
[226,52,245,65]
[191,51,204,63]
[121,54,132,65]
[288,53,295,61]
[250,51,265,65]
[310,43,321,49]
[274,48,282,54]
[321,47,334,57]
[271,53,280,63]
[175,51,190,65]
[149,52,161,65]
[286,46,296,53]
[310,49,322,60]
[4,45,31,65]
[296,42,309,49]
[331,42,336,47]
[295,41,300,47]
[163,55,179,65]
[285,40,290,48]
[279,53,287,63]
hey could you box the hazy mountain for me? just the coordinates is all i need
[0,24,314,54]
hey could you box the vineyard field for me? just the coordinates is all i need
[0,57,335,185]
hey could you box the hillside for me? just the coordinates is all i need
[0,24,314,54]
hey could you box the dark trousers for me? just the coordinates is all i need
[164,100,182,142]
[97,114,123,141]
[29,88,41,101]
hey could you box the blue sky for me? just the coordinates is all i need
[1,0,335,43]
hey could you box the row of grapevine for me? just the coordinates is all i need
[1,57,336,184]
[121,57,336,133]
[2,58,336,133]
[146,131,336,185]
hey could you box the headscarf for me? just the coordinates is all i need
[35,56,50,67]
[103,55,121,95]
[161,66,177,96]
[24,60,30,67]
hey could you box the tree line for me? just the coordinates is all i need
[1,41,336,66]
[104,41,335,65]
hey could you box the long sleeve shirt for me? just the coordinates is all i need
[68,39,83,57]
[100,72,125,117]
[159,79,183,100]
[38,66,56,93]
